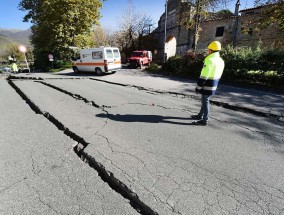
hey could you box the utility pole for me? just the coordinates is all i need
[233,0,241,47]
[164,0,168,63]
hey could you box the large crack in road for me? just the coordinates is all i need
[6,76,284,214]
[8,75,283,120]
[35,79,284,143]
[88,78,282,120]
[8,79,159,215]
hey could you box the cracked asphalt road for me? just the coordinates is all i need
[2,70,282,215]
[0,80,139,214]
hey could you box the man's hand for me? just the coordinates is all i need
[195,87,199,94]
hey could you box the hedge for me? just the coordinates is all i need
[161,47,284,89]
[49,60,72,73]
[162,51,204,78]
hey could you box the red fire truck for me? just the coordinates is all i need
[127,50,152,69]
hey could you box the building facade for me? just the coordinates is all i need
[155,0,193,61]
[155,0,284,61]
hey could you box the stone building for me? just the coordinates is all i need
[198,5,284,50]
[155,0,193,61]
[154,0,284,62]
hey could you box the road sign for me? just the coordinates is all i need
[18,45,30,73]
[18,45,27,53]
[48,54,54,59]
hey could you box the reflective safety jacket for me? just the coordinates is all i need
[196,52,224,95]
[11,63,18,72]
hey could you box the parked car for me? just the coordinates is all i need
[0,67,12,72]
[18,67,30,73]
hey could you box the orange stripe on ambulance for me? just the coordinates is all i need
[72,47,122,75]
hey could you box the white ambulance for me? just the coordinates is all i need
[72,47,121,75]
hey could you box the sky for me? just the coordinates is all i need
[0,0,255,31]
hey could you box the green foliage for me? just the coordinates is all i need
[162,56,184,75]
[49,60,72,73]
[145,63,161,72]
[161,46,284,89]
[162,52,204,77]
[221,46,284,87]
[215,9,234,17]
[19,0,103,69]
[254,1,284,31]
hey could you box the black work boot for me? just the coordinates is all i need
[191,114,202,120]
[192,120,208,126]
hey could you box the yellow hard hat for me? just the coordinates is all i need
[208,41,221,51]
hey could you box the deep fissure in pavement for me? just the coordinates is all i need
[89,77,281,119]
[37,81,112,109]
[27,79,284,141]
[8,79,158,215]
[8,75,281,119]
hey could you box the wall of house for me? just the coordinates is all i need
[197,17,237,50]
[155,3,284,61]
[197,15,284,50]
[237,15,284,48]
[155,0,193,62]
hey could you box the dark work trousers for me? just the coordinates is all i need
[198,94,212,122]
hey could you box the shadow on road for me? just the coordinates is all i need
[96,113,199,126]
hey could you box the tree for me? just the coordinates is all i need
[214,9,234,17]
[178,0,230,52]
[19,0,103,68]
[253,0,284,31]
[90,26,116,47]
[116,0,155,57]
[103,27,117,47]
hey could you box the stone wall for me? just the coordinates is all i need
[237,15,284,48]
[198,14,284,50]
[155,2,284,61]
[197,16,237,50]
[155,0,193,62]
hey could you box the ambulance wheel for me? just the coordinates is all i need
[95,68,103,76]
[73,66,79,73]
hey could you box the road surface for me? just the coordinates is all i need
[1,69,284,214]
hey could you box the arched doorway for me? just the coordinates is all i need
[165,36,177,60]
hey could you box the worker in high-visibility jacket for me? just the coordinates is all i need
[192,41,225,126]
[11,62,18,74]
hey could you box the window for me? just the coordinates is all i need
[215,26,225,37]
[92,51,103,59]
[74,51,80,60]
[131,52,143,57]
[106,49,113,58]
[113,49,120,58]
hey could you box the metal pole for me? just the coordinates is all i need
[24,53,30,73]
[164,0,168,63]
[233,0,240,47]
